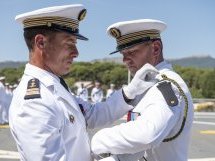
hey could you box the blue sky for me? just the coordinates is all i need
[0,0,214,62]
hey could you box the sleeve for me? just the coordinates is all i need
[91,88,181,154]
[11,100,63,161]
[76,89,133,129]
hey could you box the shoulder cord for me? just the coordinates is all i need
[136,74,188,161]
[160,74,189,142]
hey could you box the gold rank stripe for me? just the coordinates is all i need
[24,16,79,26]
[200,130,215,134]
[117,30,160,46]
[0,124,9,128]
[24,16,79,30]
[25,88,40,95]
[118,30,159,40]
[24,20,78,29]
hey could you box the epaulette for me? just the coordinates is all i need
[24,78,41,100]
[157,81,178,107]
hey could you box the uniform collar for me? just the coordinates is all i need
[155,60,173,71]
[24,63,60,88]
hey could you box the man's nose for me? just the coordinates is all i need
[123,55,131,64]
[72,47,79,58]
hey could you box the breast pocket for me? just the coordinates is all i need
[62,112,79,138]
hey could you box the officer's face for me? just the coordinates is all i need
[120,42,155,76]
[43,32,79,76]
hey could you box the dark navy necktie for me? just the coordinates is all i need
[59,77,69,92]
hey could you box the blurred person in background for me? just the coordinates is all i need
[0,76,6,124]
[91,81,104,103]
[77,83,89,101]
[106,83,116,99]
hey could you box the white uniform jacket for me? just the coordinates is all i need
[91,61,194,161]
[9,63,133,161]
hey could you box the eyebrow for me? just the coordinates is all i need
[66,38,77,43]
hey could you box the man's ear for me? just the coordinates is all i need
[152,40,162,56]
[35,34,46,50]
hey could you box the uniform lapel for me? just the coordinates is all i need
[24,63,81,113]
[55,83,80,113]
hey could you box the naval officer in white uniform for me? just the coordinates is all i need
[0,76,6,124]
[106,84,116,99]
[77,83,89,101]
[9,5,159,161]
[91,81,104,103]
[91,19,194,161]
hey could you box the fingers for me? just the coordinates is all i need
[136,63,159,78]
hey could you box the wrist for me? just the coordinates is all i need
[122,88,133,104]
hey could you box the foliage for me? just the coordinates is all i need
[0,65,24,84]
[174,65,215,98]
[201,69,215,98]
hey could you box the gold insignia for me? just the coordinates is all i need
[29,79,36,88]
[78,9,87,21]
[109,28,121,39]
[24,78,41,100]
[171,100,175,104]
[47,22,52,27]
[69,115,75,123]
[23,17,79,31]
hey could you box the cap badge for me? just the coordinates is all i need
[47,22,52,27]
[110,28,121,39]
[78,9,87,21]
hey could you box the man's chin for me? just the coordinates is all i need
[60,69,70,77]
[62,71,70,76]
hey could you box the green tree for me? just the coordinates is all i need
[201,69,215,98]
[0,65,24,84]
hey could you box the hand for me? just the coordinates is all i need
[123,63,159,99]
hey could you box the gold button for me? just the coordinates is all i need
[47,22,52,27]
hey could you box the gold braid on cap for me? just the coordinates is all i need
[23,16,79,31]
[117,30,160,46]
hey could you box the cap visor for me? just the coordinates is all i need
[109,41,147,55]
[54,28,88,40]
[74,33,88,41]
